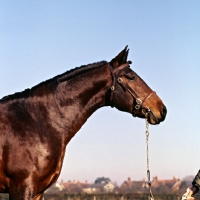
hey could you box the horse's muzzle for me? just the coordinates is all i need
[148,105,167,125]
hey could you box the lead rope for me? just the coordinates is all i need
[145,116,155,200]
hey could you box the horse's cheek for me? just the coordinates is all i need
[114,91,133,113]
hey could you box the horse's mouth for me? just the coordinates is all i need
[147,113,160,125]
[147,107,167,125]
[132,108,166,125]
[131,102,167,125]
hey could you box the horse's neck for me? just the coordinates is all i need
[52,65,112,142]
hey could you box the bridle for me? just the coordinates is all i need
[109,62,156,199]
[108,62,158,121]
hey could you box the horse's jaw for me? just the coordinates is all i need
[132,105,167,125]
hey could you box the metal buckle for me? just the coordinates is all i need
[111,86,115,90]
[117,77,123,83]
[142,107,151,115]
[136,99,142,104]
[135,99,142,110]
[135,104,141,110]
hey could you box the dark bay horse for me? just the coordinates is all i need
[0,46,167,199]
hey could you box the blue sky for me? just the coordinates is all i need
[1,1,200,185]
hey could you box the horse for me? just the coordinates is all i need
[0,46,167,199]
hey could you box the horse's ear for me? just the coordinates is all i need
[110,46,129,68]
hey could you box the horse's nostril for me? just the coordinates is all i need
[162,105,167,117]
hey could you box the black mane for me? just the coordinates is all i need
[57,61,107,82]
[0,61,108,102]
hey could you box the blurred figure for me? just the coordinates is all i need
[182,170,200,200]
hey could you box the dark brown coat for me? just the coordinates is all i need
[0,46,166,199]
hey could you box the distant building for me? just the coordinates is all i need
[46,178,116,194]
[120,176,181,194]
[83,182,116,194]
[151,176,181,193]
[120,177,148,193]
[62,180,90,194]
[45,175,189,195]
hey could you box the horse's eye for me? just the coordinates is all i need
[126,75,135,81]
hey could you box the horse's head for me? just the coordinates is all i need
[108,46,167,125]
